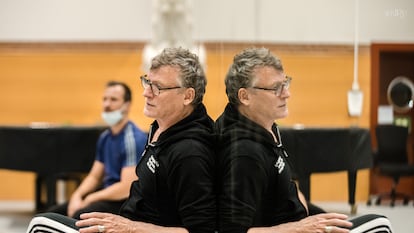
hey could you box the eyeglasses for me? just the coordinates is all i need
[140,75,182,96]
[251,76,292,97]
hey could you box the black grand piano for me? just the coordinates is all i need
[280,127,373,213]
[0,125,105,211]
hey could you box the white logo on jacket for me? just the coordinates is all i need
[147,155,159,173]
[274,156,285,174]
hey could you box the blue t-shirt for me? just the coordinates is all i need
[96,121,147,188]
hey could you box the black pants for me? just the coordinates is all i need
[45,200,126,219]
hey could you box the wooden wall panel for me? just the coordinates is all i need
[0,50,152,129]
[0,42,370,202]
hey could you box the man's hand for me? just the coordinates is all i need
[76,212,189,233]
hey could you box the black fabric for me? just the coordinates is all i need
[215,104,307,233]
[120,104,216,233]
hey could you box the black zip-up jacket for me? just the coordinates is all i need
[120,104,216,233]
[215,103,307,233]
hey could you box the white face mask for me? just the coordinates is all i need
[101,109,123,126]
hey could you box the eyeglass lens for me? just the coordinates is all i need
[141,75,160,96]
[276,77,291,96]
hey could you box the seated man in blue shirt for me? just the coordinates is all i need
[47,81,147,219]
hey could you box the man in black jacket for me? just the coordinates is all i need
[215,47,393,233]
[27,47,216,233]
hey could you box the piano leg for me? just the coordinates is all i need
[348,170,357,214]
[35,174,58,212]
[46,176,57,208]
[35,175,43,211]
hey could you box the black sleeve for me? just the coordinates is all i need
[218,142,268,233]
[168,140,217,233]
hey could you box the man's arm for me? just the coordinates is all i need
[72,161,105,197]
[82,165,137,205]
[68,161,105,216]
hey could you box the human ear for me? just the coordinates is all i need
[238,88,250,105]
[121,102,131,114]
[183,87,195,105]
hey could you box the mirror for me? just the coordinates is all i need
[387,76,414,113]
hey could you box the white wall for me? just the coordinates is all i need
[0,0,413,44]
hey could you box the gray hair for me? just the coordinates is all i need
[225,47,284,106]
[150,47,206,105]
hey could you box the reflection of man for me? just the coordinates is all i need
[47,81,147,219]
[215,47,394,233]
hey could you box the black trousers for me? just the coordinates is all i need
[45,200,126,219]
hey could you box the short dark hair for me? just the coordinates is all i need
[106,81,132,102]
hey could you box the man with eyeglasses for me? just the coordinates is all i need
[76,47,216,233]
[215,47,393,233]
[26,48,216,233]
